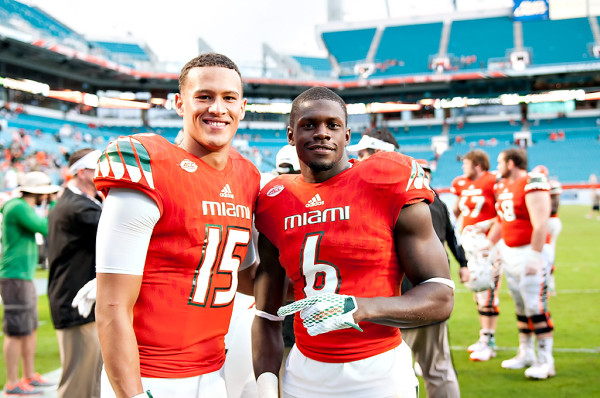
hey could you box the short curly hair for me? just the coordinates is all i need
[178,53,242,93]
[289,87,347,127]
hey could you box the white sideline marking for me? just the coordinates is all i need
[451,346,600,354]
[454,288,600,294]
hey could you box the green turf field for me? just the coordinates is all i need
[445,204,600,398]
[1,205,599,396]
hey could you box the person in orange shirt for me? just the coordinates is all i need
[252,87,454,398]
[489,148,554,380]
[451,149,501,362]
[93,53,260,398]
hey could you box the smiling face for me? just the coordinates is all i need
[288,99,351,183]
[175,66,246,157]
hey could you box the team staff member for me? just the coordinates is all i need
[94,53,260,398]
[451,149,501,362]
[1,172,59,395]
[490,148,554,380]
[252,87,454,398]
[47,148,104,398]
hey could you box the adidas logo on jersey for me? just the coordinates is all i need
[220,184,234,199]
[305,194,324,208]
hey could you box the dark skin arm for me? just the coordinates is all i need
[353,201,454,328]
[252,233,288,379]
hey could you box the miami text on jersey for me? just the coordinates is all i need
[284,206,350,230]
[202,201,251,220]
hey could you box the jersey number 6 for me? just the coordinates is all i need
[301,232,341,297]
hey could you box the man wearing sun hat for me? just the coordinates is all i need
[0,171,60,395]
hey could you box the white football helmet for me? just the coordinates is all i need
[461,225,491,260]
[464,251,496,292]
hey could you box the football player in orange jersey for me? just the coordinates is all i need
[488,148,555,380]
[252,87,454,398]
[451,149,502,362]
[93,53,260,398]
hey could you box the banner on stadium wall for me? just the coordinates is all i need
[513,0,549,21]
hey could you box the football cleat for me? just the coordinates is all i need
[525,360,556,379]
[467,338,487,353]
[501,350,536,369]
[470,344,497,362]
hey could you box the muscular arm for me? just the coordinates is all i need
[95,189,159,398]
[353,201,454,328]
[96,274,144,398]
[252,233,288,379]
[526,190,550,253]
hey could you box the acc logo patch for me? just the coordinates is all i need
[179,159,198,173]
[267,185,285,197]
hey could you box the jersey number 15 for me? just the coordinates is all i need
[189,226,251,307]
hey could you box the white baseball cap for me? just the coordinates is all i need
[346,135,396,154]
[19,171,61,194]
[276,145,300,174]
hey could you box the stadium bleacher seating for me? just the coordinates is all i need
[90,41,152,62]
[321,27,377,65]
[372,22,443,76]
[447,17,514,70]
[292,56,332,78]
[0,0,86,43]
[522,17,595,65]
[4,110,598,182]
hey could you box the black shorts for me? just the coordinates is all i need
[0,278,38,336]
[593,204,599,211]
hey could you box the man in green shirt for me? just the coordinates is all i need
[0,171,60,395]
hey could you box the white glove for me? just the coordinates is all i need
[71,278,97,318]
[277,293,362,336]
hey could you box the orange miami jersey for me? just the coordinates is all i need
[495,173,550,248]
[255,151,434,363]
[94,134,260,378]
[451,172,497,231]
